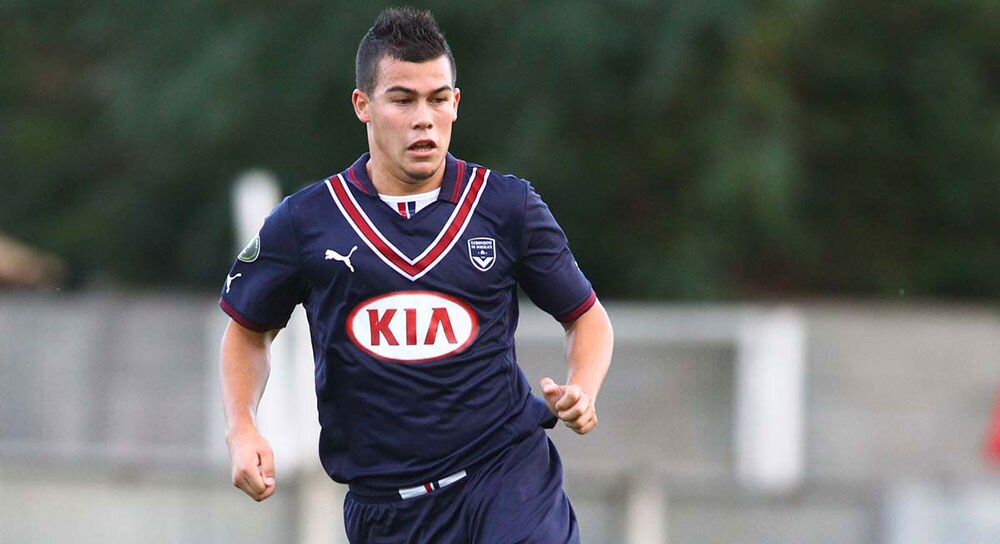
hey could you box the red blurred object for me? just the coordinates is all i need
[985,394,1000,462]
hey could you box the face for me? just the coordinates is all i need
[352,55,460,193]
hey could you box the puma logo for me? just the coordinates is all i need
[325,246,358,273]
[225,273,242,293]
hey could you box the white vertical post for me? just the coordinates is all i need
[734,308,805,492]
[228,171,343,543]
[232,169,282,248]
[229,170,306,473]
[625,474,669,544]
[207,170,285,464]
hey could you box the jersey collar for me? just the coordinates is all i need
[345,153,468,204]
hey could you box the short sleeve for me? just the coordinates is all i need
[219,198,307,331]
[516,183,596,322]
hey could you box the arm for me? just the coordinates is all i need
[541,299,614,435]
[220,319,279,501]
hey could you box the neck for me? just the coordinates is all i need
[366,155,445,197]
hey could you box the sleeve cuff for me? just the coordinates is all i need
[219,298,280,332]
[541,413,558,429]
[555,290,596,323]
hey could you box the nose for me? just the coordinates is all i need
[412,100,433,130]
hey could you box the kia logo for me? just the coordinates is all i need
[346,291,479,363]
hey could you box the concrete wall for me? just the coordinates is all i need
[2,294,1000,543]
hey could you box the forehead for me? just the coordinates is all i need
[374,55,454,94]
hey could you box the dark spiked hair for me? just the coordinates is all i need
[355,7,456,94]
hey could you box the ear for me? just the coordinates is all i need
[352,89,371,123]
[452,87,461,121]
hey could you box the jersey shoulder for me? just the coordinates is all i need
[468,161,535,211]
[283,176,335,208]
[272,175,345,227]
[476,162,533,190]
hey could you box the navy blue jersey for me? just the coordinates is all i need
[220,153,595,489]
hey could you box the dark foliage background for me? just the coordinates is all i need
[2,0,997,299]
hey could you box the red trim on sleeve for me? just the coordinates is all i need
[219,298,276,332]
[556,290,597,323]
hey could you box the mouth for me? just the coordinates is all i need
[408,140,437,154]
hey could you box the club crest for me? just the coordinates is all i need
[468,237,496,271]
[238,234,260,263]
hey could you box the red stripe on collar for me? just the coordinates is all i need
[345,165,369,194]
[448,160,467,203]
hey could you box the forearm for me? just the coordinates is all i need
[562,299,613,402]
[220,320,276,436]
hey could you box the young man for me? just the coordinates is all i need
[220,7,613,543]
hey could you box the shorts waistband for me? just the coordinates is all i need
[349,469,469,503]
[345,433,540,503]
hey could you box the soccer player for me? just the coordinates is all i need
[220,7,613,542]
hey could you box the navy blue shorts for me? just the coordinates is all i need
[343,428,580,543]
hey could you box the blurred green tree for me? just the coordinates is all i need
[1,0,997,299]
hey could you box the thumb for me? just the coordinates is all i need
[259,449,276,488]
[540,377,563,399]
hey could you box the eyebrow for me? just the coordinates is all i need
[383,85,453,96]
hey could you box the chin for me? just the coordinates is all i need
[404,169,435,183]
[404,159,442,181]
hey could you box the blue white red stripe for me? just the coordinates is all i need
[398,469,467,499]
[395,201,417,218]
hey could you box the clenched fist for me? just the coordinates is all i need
[226,425,276,501]
[540,377,598,435]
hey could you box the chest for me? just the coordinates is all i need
[296,187,518,362]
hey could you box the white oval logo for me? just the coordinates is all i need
[346,291,479,363]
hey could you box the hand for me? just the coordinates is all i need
[540,377,598,435]
[226,424,276,501]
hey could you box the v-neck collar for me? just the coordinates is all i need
[326,157,489,282]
